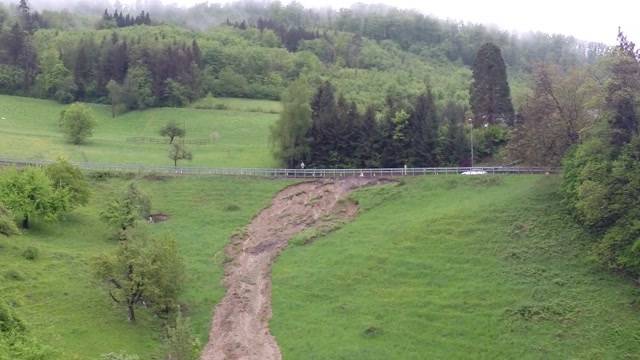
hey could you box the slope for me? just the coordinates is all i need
[271,176,640,359]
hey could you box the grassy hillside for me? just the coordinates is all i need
[271,176,640,359]
[0,174,290,359]
[0,95,279,168]
[3,173,639,359]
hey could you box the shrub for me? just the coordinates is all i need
[100,353,140,360]
[0,167,70,229]
[3,270,25,281]
[0,204,19,237]
[223,204,240,212]
[46,158,90,209]
[0,300,25,333]
[163,310,200,360]
[59,103,97,145]
[22,247,39,261]
[100,183,151,232]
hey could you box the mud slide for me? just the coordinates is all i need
[201,178,382,360]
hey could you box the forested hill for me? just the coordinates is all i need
[0,0,607,109]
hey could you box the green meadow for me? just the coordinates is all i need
[0,174,289,359]
[0,95,279,168]
[271,176,640,359]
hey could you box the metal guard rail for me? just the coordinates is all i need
[0,157,558,178]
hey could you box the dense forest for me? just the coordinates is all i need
[0,0,617,168]
[0,0,607,107]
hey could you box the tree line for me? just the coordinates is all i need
[0,0,611,113]
[272,41,515,169]
[98,9,152,29]
[561,30,640,281]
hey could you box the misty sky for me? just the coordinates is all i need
[161,0,636,44]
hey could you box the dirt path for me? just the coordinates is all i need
[200,178,382,360]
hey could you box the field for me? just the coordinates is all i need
[2,170,640,358]
[0,95,279,168]
[271,176,640,359]
[0,174,290,359]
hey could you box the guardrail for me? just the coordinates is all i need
[0,157,558,178]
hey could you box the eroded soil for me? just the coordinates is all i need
[201,178,383,360]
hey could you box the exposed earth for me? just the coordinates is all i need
[201,178,384,360]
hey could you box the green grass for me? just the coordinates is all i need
[0,94,279,167]
[271,176,640,359]
[191,96,282,114]
[0,174,290,359]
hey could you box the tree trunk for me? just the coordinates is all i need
[22,215,29,229]
[174,159,177,167]
[169,136,174,144]
[127,303,136,322]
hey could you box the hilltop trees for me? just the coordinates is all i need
[470,42,515,127]
[59,103,97,144]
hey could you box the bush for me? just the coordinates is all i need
[46,158,90,209]
[562,134,640,279]
[0,167,71,229]
[0,301,53,359]
[3,270,24,281]
[0,204,19,237]
[100,353,140,360]
[59,103,97,145]
[223,204,240,212]
[22,247,39,261]
[163,310,199,360]
[100,183,151,232]
[0,300,25,333]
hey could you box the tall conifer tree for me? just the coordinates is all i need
[470,42,514,126]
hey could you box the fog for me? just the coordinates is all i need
[1,0,635,44]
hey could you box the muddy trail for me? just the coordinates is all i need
[201,178,384,360]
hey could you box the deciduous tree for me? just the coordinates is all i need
[0,167,69,229]
[93,228,184,322]
[59,103,96,144]
[270,79,312,167]
[45,158,90,209]
[159,121,185,145]
[168,143,193,167]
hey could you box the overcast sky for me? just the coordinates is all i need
[162,0,636,44]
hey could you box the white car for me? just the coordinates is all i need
[461,170,488,175]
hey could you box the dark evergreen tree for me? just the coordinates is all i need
[73,42,90,99]
[354,105,382,167]
[606,30,640,149]
[439,101,468,166]
[408,89,439,166]
[308,81,337,167]
[18,0,32,32]
[470,42,515,126]
[6,23,25,66]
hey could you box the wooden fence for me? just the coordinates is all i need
[0,157,558,178]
